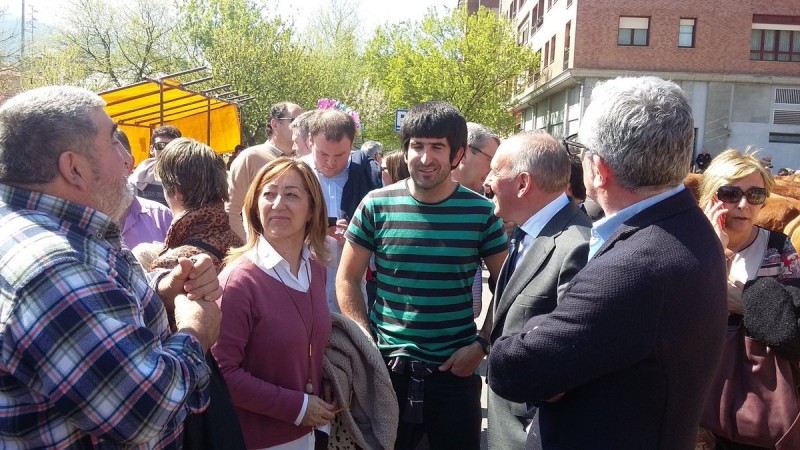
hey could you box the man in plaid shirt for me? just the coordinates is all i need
[0,86,222,448]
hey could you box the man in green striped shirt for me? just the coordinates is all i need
[337,101,507,450]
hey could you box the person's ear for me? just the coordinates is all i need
[451,147,466,170]
[58,151,90,191]
[518,172,532,198]
[591,155,611,189]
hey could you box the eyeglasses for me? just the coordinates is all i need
[276,117,299,122]
[152,141,169,151]
[330,390,353,415]
[563,137,593,161]
[716,186,768,205]
[469,145,493,161]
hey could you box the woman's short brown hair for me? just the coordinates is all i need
[155,138,228,209]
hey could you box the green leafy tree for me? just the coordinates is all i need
[179,0,314,145]
[302,0,363,100]
[19,38,91,89]
[364,6,539,145]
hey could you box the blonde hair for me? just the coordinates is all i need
[224,157,331,266]
[698,148,774,209]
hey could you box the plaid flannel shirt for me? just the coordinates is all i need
[0,184,210,449]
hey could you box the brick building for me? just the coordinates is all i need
[502,0,800,169]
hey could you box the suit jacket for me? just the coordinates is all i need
[341,151,381,220]
[488,201,591,450]
[488,188,728,450]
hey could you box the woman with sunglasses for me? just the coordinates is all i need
[698,149,800,450]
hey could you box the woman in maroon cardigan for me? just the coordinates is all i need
[212,157,335,449]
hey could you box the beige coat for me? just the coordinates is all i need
[323,313,398,450]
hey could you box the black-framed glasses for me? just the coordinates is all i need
[276,117,299,121]
[469,145,493,161]
[563,136,589,159]
[152,141,169,151]
[716,186,768,205]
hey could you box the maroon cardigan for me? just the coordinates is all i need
[212,257,330,448]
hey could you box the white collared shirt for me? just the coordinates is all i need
[248,235,312,291]
[514,193,570,270]
[300,154,351,220]
[588,184,684,260]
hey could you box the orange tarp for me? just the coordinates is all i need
[99,78,242,166]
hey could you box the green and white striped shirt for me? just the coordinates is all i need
[346,181,507,364]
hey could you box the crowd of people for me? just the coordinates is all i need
[0,76,798,450]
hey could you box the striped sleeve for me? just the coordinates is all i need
[345,193,377,252]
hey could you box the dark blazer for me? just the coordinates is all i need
[488,201,591,450]
[488,189,728,450]
[341,151,381,220]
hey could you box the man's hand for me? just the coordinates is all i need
[174,294,221,353]
[326,219,349,245]
[157,255,222,307]
[438,341,485,377]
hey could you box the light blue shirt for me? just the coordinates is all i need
[515,193,570,270]
[588,184,685,260]
[301,154,351,219]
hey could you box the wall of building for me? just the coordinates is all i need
[505,0,800,168]
[574,0,800,77]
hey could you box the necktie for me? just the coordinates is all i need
[495,226,526,300]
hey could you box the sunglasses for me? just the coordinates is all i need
[152,141,169,151]
[276,117,299,121]
[715,186,768,205]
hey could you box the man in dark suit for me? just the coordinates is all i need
[488,76,728,450]
[484,131,591,449]
[300,109,380,311]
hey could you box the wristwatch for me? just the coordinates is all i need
[475,335,491,355]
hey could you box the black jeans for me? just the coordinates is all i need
[390,368,482,450]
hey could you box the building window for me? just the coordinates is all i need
[564,21,571,70]
[769,133,800,144]
[679,18,696,47]
[544,42,550,67]
[519,19,530,45]
[618,17,650,46]
[751,29,800,62]
[567,0,572,6]
[550,36,556,64]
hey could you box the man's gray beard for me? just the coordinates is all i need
[96,181,135,226]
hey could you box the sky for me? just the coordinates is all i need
[0,0,458,37]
